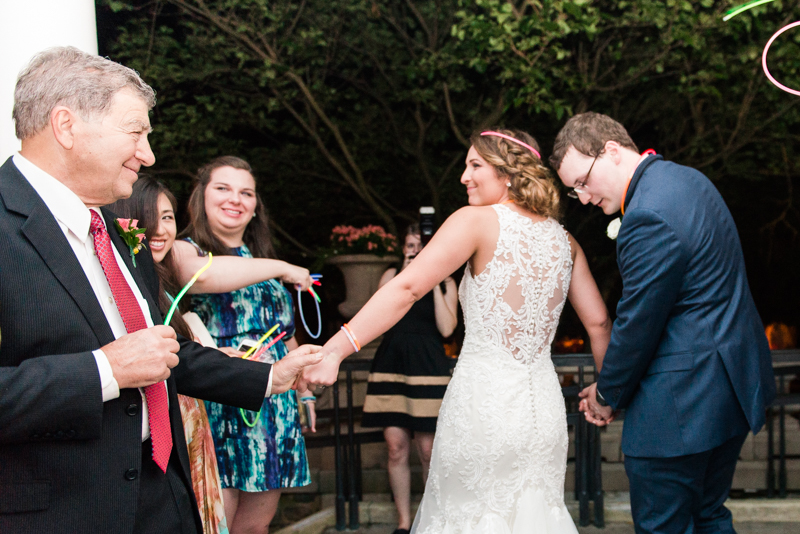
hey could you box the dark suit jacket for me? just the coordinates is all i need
[597,155,776,458]
[0,158,272,533]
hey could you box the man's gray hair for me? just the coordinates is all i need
[13,46,156,140]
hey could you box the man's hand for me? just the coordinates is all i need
[102,325,180,389]
[296,353,342,393]
[271,345,323,394]
[578,383,616,427]
[219,347,244,358]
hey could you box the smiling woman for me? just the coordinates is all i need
[181,156,315,534]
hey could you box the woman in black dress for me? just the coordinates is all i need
[361,224,458,534]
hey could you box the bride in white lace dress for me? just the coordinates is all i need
[302,129,611,533]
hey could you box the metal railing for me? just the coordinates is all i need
[307,353,604,530]
[767,349,800,498]
[306,349,800,529]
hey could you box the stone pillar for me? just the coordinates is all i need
[0,0,97,160]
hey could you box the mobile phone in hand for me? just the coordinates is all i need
[237,338,258,352]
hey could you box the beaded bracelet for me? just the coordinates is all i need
[341,323,361,352]
[300,396,316,402]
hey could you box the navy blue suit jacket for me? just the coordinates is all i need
[597,155,775,458]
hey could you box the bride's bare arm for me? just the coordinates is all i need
[433,278,459,338]
[171,240,312,293]
[299,207,490,388]
[566,235,612,371]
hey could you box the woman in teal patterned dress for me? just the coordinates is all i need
[181,156,315,534]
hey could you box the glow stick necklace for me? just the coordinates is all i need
[762,21,800,97]
[164,253,213,326]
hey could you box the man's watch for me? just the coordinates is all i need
[596,390,609,407]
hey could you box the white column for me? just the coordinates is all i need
[0,0,97,160]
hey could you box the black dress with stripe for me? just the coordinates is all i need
[361,290,452,433]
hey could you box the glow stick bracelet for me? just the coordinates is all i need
[762,21,800,97]
[164,253,213,326]
[312,280,322,286]
[311,274,322,279]
[308,286,321,303]
[723,0,777,22]
[242,324,280,360]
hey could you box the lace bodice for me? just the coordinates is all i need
[412,204,578,533]
[459,204,573,364]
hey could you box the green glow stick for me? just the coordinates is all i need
[164,253,213,327]
[240,407,261,427]
[308,286,321,303]
[723,0,777,22]
[238,325,282,426]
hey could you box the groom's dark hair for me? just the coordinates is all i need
[549,112,639,170]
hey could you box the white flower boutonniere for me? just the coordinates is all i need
[606,217,621,240]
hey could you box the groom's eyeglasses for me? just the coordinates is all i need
[567,153,601,199]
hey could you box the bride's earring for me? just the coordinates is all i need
[506,182,511,187]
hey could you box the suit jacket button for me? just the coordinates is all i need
[126,404,139,416]
[31,434,40,440]
[125,468,139,481]
[44,432,52,439]
[56,430,65,438]
[67,430,76,438]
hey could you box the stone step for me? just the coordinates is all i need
[274,493,800,534]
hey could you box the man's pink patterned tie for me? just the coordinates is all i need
[89,211,171,473]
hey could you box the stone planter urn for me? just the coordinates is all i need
[326,254,399,319]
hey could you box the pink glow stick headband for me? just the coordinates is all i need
[480,131,541,160]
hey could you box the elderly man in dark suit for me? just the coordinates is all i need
[551,112,775,534]
[0,47,322,534]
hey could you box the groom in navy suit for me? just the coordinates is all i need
[550,112,775,533]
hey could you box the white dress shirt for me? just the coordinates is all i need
[13,153,160,440]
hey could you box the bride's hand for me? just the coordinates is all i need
[297,353,341,392]
[578,383,616,426]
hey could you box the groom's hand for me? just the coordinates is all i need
[271,345,323,394]
[579,383,616,426]
[102,325,181,389]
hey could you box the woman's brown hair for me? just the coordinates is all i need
[180,156,276,259]
[470,129,562,220]
[107,176,193,340]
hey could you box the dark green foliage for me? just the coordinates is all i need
[98,0,800,327]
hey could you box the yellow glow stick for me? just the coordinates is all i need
[164,253,213,326]
[242,324,280,360]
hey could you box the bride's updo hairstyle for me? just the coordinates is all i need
[470,129,562,220]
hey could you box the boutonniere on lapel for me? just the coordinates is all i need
[114,218,146,267]
[606,217,621,240]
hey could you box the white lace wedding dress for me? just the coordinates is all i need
[411,204,577,534]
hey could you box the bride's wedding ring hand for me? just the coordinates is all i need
[298,353,341,393]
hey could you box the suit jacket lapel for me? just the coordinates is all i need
[0,159,115,345]
[623,154,663,214]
